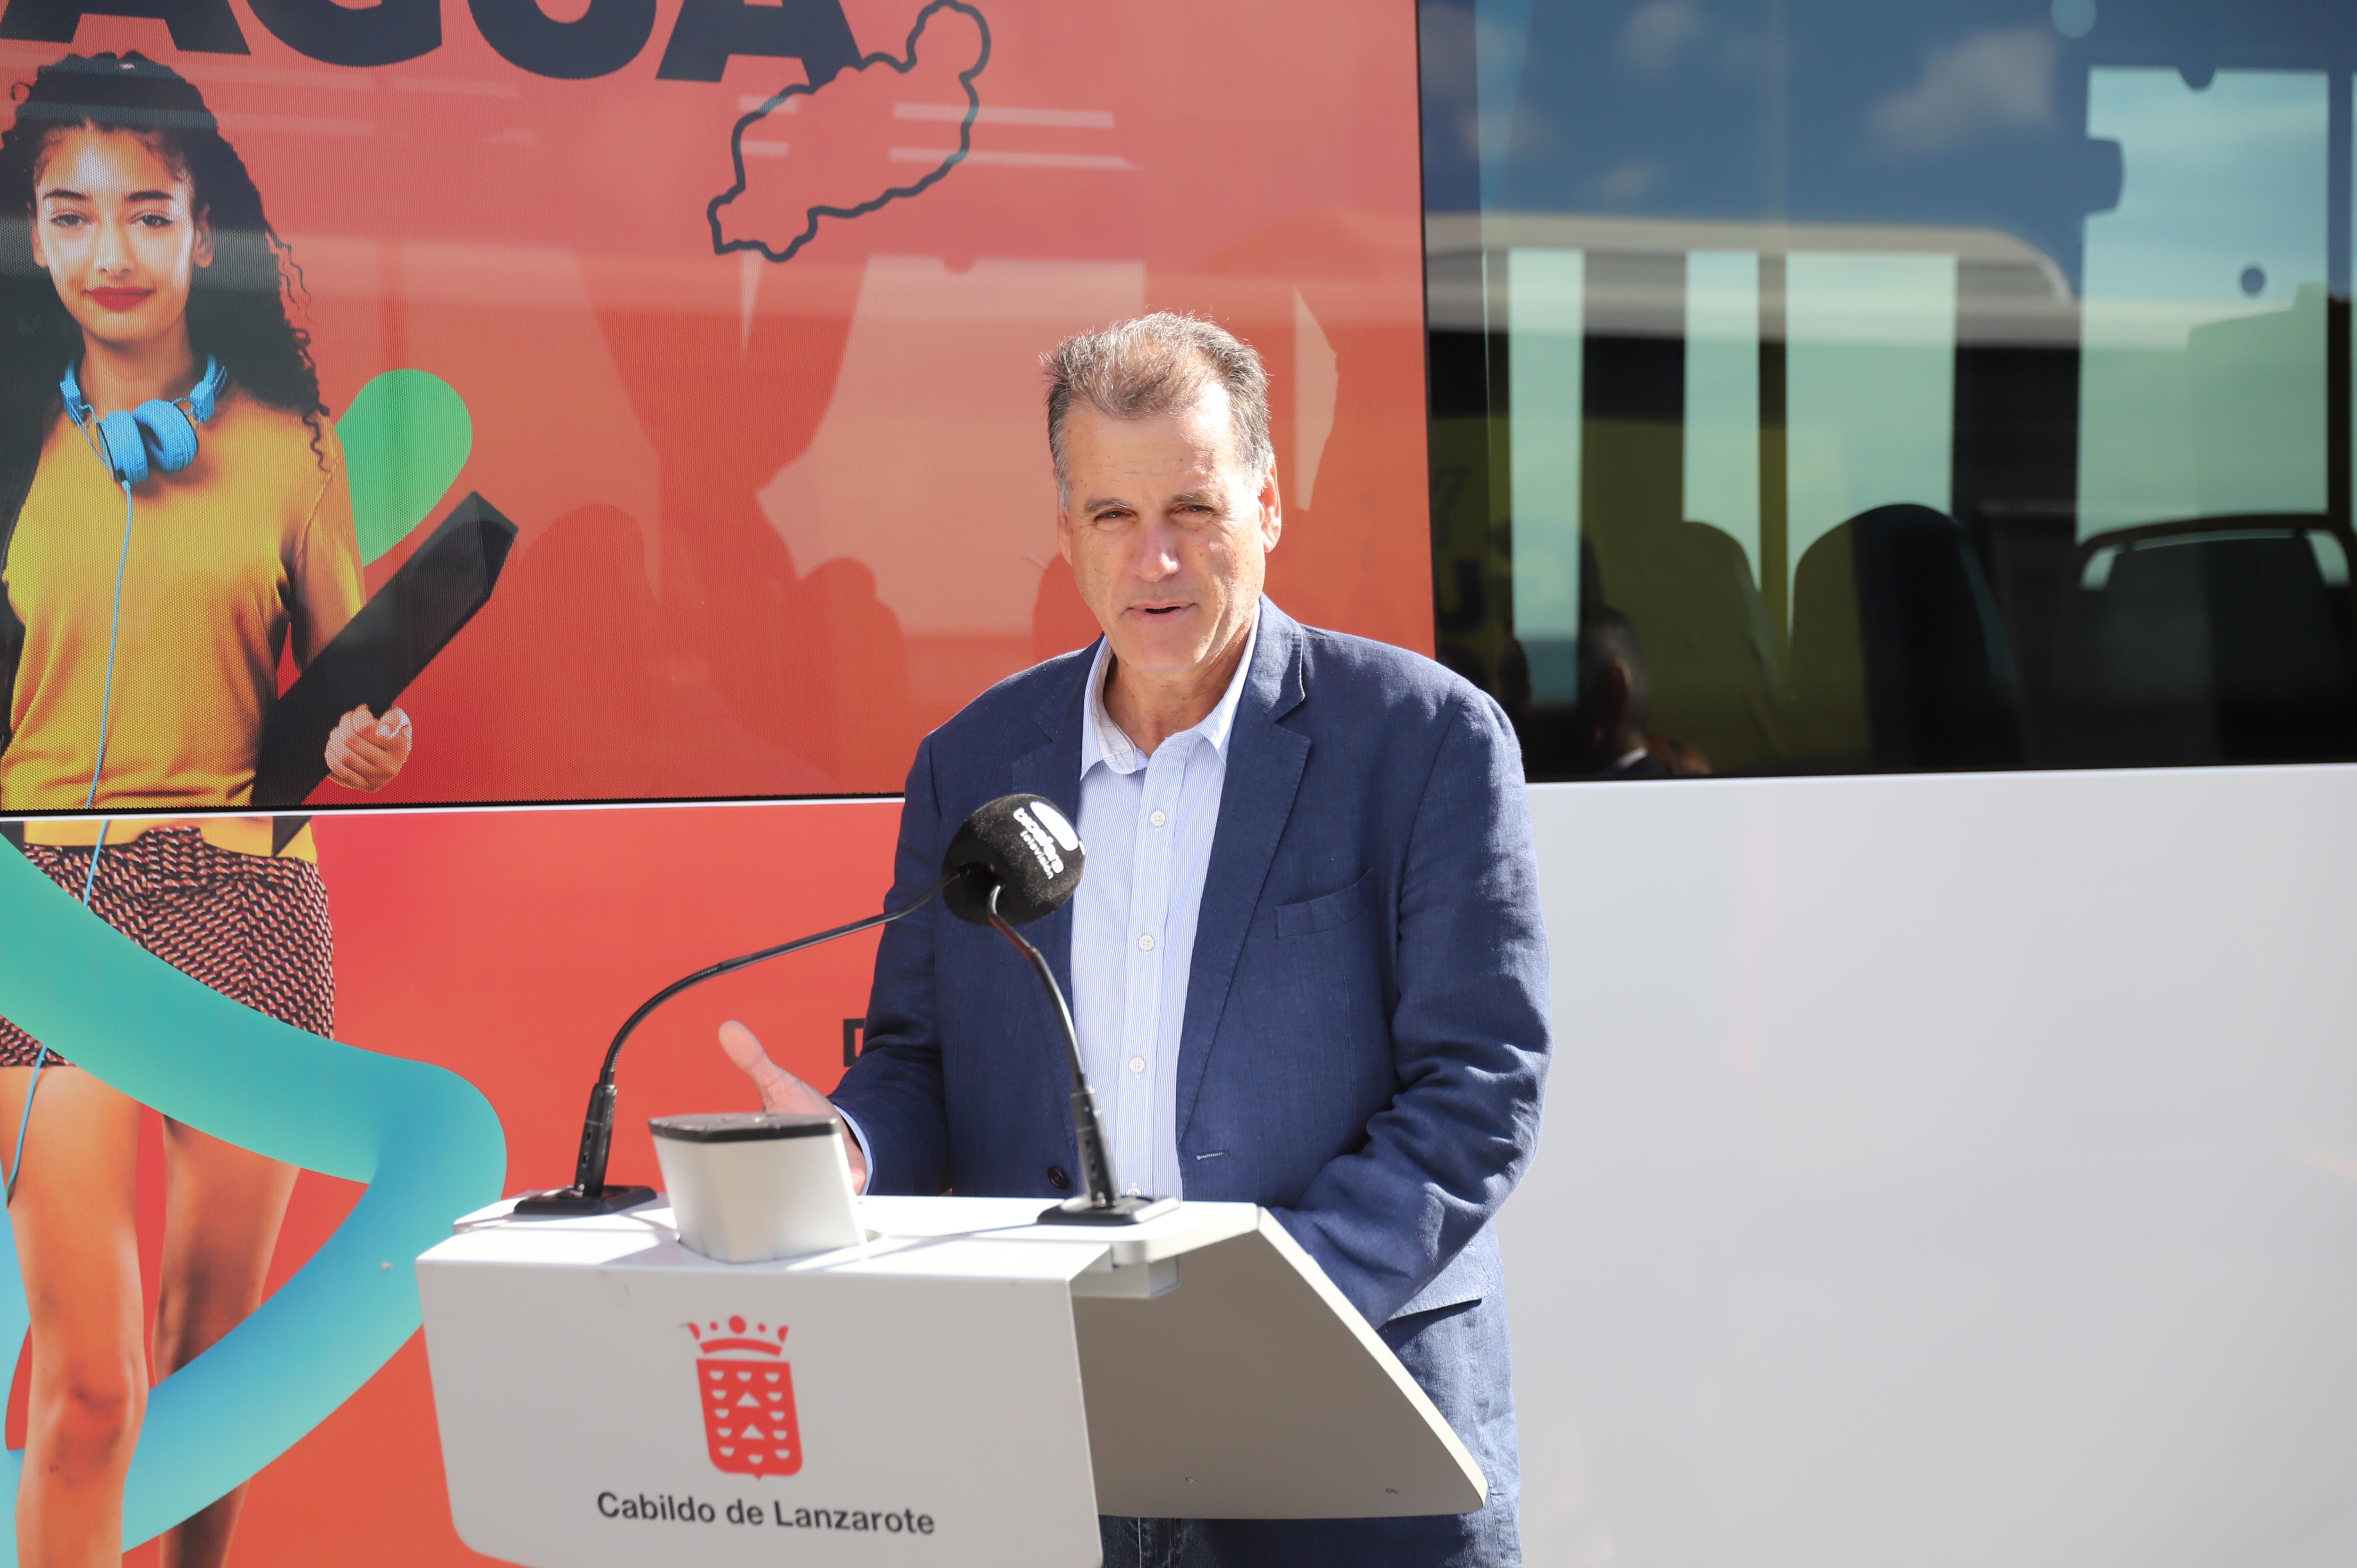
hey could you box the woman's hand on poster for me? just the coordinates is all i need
[324,705,412,791]
[717,1019,870,1194]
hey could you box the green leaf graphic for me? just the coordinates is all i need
[338,370,473,565]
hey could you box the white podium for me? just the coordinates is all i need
[417,1195,1484,1568]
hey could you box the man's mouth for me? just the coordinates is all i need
[87,287,154,312]
[1133,603,1190,618]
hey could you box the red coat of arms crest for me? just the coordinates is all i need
[689,1317,802,1476]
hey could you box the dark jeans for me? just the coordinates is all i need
[1099,1515,1200,1568]
[1097,1296,1522,1568]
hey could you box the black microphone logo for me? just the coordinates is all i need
[943,794,1084,927]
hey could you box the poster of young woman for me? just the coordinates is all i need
[0,0,1431,811]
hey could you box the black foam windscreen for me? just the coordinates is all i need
[941,793,1085,926]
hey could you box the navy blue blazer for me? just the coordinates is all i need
[834,601,1552,1334]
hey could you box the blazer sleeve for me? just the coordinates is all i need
[1267,688,1553,1325]
[828,732,955,1195]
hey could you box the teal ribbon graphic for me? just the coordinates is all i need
[0,846,507,1554]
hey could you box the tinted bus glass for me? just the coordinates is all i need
[1422,0,2357,778]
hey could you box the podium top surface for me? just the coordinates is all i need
[424,1194,1263,1282]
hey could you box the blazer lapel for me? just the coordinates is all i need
[1176,603,1309,1137]
[1008,642,1094,1009]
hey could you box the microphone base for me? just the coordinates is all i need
[513,1184,658,1217]
[1036,1194,1179,1226]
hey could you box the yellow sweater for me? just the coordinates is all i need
[2,389,362,859]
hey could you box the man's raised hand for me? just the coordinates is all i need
[716,1019,869,1193]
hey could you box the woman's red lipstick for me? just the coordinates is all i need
[86,286,152,312]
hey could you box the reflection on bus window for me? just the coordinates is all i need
[1423,1,2357,777]
[2079,68,2328,537]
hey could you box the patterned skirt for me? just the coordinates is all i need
[0,827,335,1068]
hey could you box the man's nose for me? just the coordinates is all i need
[1130,522,1184,579]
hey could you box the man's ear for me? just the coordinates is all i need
[1257,466,1283,550]
[192,203,214,269]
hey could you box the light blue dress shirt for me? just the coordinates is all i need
[837,615,1258,1198]
[1071,613,1259,1202]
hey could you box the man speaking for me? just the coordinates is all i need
[721,313,1551,1567]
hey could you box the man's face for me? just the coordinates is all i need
[1056,384,1281,684]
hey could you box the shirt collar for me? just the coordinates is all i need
[1080,609,1261,778]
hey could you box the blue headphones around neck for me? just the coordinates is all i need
[61,355,225,486]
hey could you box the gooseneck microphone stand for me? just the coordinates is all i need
[984,884,1177,1226]
[517,872,956,1216]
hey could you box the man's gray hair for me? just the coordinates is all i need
[1043,312,1274,494]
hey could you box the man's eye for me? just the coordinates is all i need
[136,213,171,227]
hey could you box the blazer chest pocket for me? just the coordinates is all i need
[1275,868,1375,939]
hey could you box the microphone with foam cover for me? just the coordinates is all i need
[940,793,1173,1226]
[942,793,1084,926]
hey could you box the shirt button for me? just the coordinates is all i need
[1149,810,1167,828]
[1137,933,1155,952]
[1128,1056,1145,1074]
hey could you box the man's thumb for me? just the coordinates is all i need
[718,1018,774,1076]
[719,1019,823,1117]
